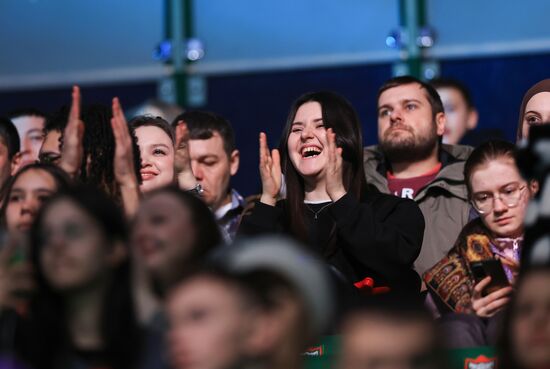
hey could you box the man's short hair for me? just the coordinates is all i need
[430,78,475,110]
[172,111,236,156]
[44,106,69,134]
[378,76,444,118]
[0,117,21,159]
[8,108,47,121]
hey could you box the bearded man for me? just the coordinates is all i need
[364,76,473,274]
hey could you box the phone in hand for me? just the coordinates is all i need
[3,233,28,266]
[469,259,510,296]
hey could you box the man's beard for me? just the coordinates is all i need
[379,123,438,164]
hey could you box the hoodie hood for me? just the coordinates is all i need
[517,78,550,141]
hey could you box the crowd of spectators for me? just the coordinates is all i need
[0,76,549,369]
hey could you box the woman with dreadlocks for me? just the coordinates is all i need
[59,86,142,216]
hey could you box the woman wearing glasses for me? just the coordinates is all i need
[423,140,538,346]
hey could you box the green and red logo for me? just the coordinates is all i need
[464,355,496,369]
[303,345,324,357]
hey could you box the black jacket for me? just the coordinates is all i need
[238,191,425,293]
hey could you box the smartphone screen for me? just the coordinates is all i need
[469,259,510,296]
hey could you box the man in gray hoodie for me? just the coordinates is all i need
[364,76,473,275]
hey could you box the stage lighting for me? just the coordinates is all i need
[153,38,205,62]
[153,40,172,62]
[386,28,406,49]
[185,38,205,61]
[416,26,436,48]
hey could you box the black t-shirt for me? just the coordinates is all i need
[238,192,425,294]
[304,201,333,255]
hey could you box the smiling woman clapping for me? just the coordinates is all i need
[238,91,425,295]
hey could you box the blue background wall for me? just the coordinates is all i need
[2,0,549,84]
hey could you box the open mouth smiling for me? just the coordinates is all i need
[301,146,322,159]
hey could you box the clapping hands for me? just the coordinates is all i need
[174,121,198,190]
[325,128,346,202]
[259,132,281,206]
[258,128,346,206]
[111,97,138,189]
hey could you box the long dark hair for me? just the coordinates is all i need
[78,104,142,199]
[0,116,20,160]
[21,185,140,369]
[278,91,368,245]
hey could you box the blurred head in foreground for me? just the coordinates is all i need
[339,295,447,369]
[132,186,222,297]
[166,236,334,369]
[498,262,550,369]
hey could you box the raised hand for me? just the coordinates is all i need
[111,97,138,188]
[259,132,281,206]
[471,276,514,318]
[59,86,85,178]
[174,121,197,190]
[111,97,140,216]
[325,128,346,201]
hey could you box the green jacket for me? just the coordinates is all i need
[363,144,474,274]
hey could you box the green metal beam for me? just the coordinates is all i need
[183,0,194,42]
[164,0,196,107]
[397,0,428,79]
[164,0,171,41]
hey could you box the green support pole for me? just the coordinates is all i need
[164,0,171,42]
[397,0,427,79]
[171,0,186,107]
[163,0,195,107]
[173,71,187,108]
[183,0,194,43]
